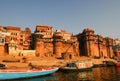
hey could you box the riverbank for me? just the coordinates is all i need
[0,55,117,69]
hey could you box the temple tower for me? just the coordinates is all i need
[105,37,114,58]
[53,31,63,57]
[53,39,63,57]
[97,35,102,57]
[34,39,44,57]
[83,28,94,56]
[8,40,18,55]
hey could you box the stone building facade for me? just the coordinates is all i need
[0,25,116,58]
[53,30,79,58]
[35,25,53,38]
[77,28,114,58]
[0,26,10,56]
[20,27,31,50]
[0,26,32,56]
[33,25,79,59]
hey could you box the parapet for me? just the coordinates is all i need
[6,26,21,31]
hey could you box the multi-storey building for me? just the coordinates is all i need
[33,25,53,57]
[77,28,114,58]
[34,25,79,59]
[20,27,31,50]
[0,26,10,55]
[6,26,20,44]
[0,26,32,56]
[0,25,116,59]
[54,30,71,41]
[5,26,21,55]
[34,25,53,39]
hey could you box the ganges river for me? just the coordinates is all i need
[6,66,120,81]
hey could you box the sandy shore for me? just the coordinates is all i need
[0,55,117,69]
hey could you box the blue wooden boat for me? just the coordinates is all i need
[0,67,59,80]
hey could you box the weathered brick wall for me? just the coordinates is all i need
[34,38,79,58]
[44,41,53,56]
[77,28,114,58]
[35,39,44,57]
[0,45,5,56]
[53,40,63,57]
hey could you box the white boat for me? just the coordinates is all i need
[60,59,93,71]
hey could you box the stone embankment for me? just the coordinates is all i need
[0,55,117,69]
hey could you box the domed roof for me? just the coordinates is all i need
[83,28,94,32]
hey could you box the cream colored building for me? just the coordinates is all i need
[54,30,71,41]
[35,25,53,39]
[6,26,21,44]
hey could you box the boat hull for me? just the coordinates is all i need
[116,62,120,67]
[60,67,92,72]
[0,67,59,80]
[60,60,93,72]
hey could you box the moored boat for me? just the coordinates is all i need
[116,62,120,67]
[60,59,93,71]
[0,67,59,80]
[104,61,115,66]
[115,57,120,67]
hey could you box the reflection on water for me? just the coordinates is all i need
[3,67,120,81]
[116,67,120,80]
[77,71,93,80]
[8,75,57,81]
[55,70,93,81]
[55,67,120,81]
[93,67,118,81]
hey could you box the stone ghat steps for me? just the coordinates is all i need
[0,56,117,69]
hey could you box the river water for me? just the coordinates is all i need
[8,67,120,81]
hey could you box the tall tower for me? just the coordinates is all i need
[105,37,114,58]
[71,36,79,56]
[0,26,10,55]
[53,32,63,57]
[83,28,94,56]
[34,25,53,57]
[34,39,44,57]
[0,34,5,56]
[97,35,104,57]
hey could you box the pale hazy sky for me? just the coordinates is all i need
[0,0,120,39]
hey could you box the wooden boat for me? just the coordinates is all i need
[115,57,120,67]
[115,59,120,67]
[103,61,115,66]
[116,62,120,67]
[0,67,59,80]
[60,59,93,71]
